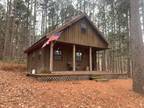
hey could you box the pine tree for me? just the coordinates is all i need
[130,0,144,93]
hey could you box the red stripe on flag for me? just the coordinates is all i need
[42,32,62,48]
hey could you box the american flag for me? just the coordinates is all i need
[42,32,62,48]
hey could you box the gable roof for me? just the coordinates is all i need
[24,14,108,53]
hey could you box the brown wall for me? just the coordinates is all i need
[27,18,108,73]
[43,46,50,71]
[53,44,72,71]
[27,49,43,74]
[59,18,108,48]
[27,43,92,73]
[53,44,89,71]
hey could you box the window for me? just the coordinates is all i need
[54,48,62,60]
[80,23,87,33]
[76,51,83,62]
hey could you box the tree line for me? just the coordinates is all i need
[1,0,144,75]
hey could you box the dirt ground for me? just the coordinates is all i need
[0,70,144,108]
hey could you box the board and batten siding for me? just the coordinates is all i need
[27,48,48,74]
[26,17,109,73]
[58,18,108,48]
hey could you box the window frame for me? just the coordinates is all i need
[54,48,63,61]
[80,22,87,33]
[76,51,83,62]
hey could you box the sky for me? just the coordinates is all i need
[0,0,6,8]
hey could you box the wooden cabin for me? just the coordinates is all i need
[24,14,109,76]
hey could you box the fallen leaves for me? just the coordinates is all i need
[0,70,144,108]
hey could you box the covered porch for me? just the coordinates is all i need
[28,42,128,81]
[45,41,107,72]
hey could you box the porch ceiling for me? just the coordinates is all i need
[55,41,108,51]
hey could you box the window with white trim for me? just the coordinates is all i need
[76,51,83,62]
[54,48,62,60]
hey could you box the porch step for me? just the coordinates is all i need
[94,78,109,82]
[90,75,109,82]
[90,75,104,79]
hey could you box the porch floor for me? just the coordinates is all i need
[27,71,127,77]
[27,71,128,81]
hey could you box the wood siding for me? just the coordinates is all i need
[27,18,108,73]
[59,18,108,48]
[27,43,92,73]
[53,44,89,71]
[27,49,43,74]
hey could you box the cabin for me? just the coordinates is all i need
[24,14,111,80]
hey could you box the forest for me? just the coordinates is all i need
[0,0,136,75]
[0,0,144,107]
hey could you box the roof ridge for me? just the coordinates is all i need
[24,14,108,53]
[45,14,86,38]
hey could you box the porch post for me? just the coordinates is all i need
[89,47,92,71]
[73,44,76,71]
[49,42,54,72]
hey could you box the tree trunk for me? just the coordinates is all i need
[130,0,144,93]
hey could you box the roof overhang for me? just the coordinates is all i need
[24,14,109,54]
